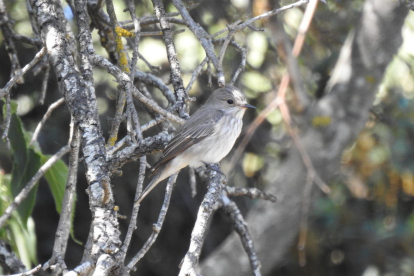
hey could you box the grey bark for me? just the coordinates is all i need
[30,0,121,266]
[200,0,408,275]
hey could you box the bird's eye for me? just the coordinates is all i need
[227,99,234,104]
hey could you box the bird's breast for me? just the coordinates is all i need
[190,115,243,165]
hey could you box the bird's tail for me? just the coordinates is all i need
[135,164,165,204]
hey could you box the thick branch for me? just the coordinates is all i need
[179,170,225,276]
[31,0,121,265]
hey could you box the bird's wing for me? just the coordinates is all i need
[147,108,224,176]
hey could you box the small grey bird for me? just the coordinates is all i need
[137,85,255,204]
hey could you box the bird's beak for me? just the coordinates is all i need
[241,103,256,109]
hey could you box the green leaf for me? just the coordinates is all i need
[70,192,82,245]
[5,102,42,227]
[15,149,42,225]
[8,215,38,269]
[41,156,68,214]
[2,99,18,118]
[41,155,81,244]
[8,113,28,198]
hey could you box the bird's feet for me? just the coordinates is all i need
[203,162,225,175]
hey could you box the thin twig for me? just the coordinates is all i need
[30,98,65,146]
[212,39,247,86]
[210,20,242,38]
[135,70,176,104]
[0,145,71,229]
[106,135,132,157]
[132,87,185,124]
[126,174,178,271]
[1,94,11,149]
[0,47,47,98]
[141,115,167,132]
[137,52,162,73]
[185,57,208,94]
[6,264,42,276]
[126,0,143,142]
[120,156,146,261]
[43,123,80,271]
[172,0,225,87]
[225,186,276,202]
[105,0,129,146]
[221,194,261,276]
[140,29,185,36]
[10,32,42,46]
[107,86,127,146]
[39,65,50,105]
[120,1,201,27]
[232,0,310,33]
[90,54,185,124]
[152,0,188,118]
[0,0,24,84]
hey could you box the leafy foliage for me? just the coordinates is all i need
[1,101,70,268]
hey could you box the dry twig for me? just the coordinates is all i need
[30,98,65,146]
[0,145,71,229]
[126,174,178,271]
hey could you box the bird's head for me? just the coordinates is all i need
[205,85,255,119]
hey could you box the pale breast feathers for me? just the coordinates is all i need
[147,109,224,176]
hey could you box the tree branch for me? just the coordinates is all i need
[0,145,70,229]
[179,170,226,276]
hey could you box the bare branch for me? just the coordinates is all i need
[43,123,80,271]
[233,0,310,33]
[171,0,225,87]
[1,94,11,149]
[120,156,146,261]
[89,54,185,124]
[0,0,24,84]
[221,194,261,276]
[39,65,50,104]
[32,0,121,263]
[140,28,185,36]
[30,98,65,146]
[6,264,42,276]
[224,186,276,202]
[185,57,208,94]
[212,39,247,86]
[126,174,178,271]
[126,0,143,142]
[0,47,47,98]
[108,132,172,171]
[179,170,225,276]
[152,0,188,118]
[0,145,70,229]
